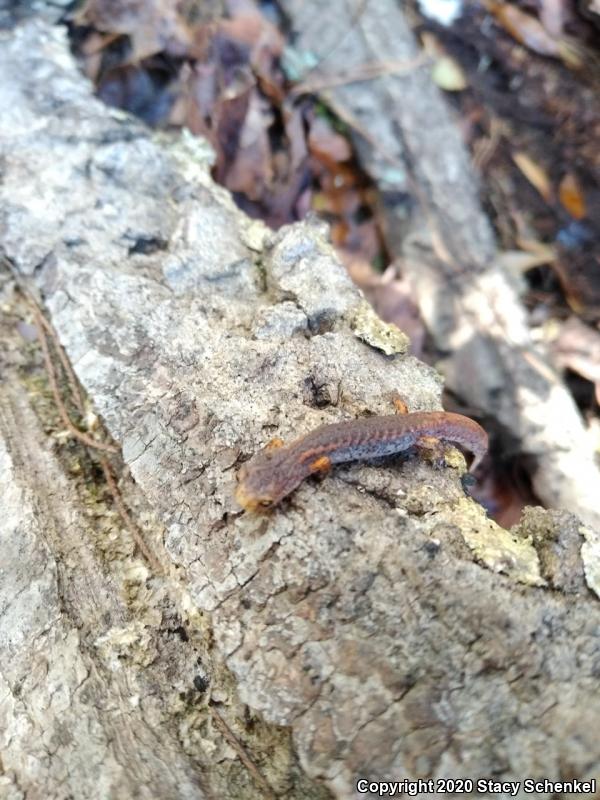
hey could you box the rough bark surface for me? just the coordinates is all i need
[1,18,600,800]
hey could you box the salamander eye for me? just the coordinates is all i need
[259,498,273,509]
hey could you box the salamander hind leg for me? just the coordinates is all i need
[308,455,332,476]
[265,437,285,451]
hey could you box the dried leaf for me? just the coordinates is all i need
[76,0,193,62]
[431,55,467,91]
[218,12,284,70]
[559,173,586,220]
[486,1,561,58]
[215,12,285,104]
[219,89,273,200]
[283,104,309,173]
[512,151,552,202]
[486,1,584,68]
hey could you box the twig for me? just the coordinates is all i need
[472,117,505,172]
[100,455,164,576]
[35,310,85,413]
[30,298,164,575]
[291,54,428,96]
[209,707,277,800]
[31,304,119,454]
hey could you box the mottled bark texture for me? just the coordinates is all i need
[1,18,600,800]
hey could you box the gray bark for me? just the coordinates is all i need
[1,17,600,800]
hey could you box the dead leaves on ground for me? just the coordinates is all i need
[484,0,586,68]
[73,0,384,251]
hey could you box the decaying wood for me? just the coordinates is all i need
[281,0,600,532]
[1,17,600,800]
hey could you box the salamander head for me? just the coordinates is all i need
[235,447,290,512]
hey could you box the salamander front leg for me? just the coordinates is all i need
[390,393,409,415]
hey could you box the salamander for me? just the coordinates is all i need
[235,410,488,512]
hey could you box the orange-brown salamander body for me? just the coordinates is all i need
[235,411,488,512]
